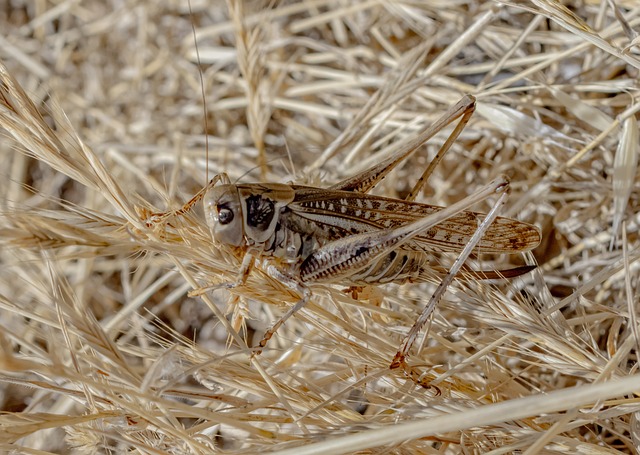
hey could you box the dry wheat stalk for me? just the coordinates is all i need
[1,1,640,453]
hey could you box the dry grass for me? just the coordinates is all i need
[1,0,640,453]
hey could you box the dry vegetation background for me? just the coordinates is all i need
[2,0,640,453]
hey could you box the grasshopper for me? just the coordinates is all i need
[151,95,540,386]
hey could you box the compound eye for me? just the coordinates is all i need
[217,206,234,225]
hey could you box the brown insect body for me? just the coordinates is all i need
[205,181,540,287]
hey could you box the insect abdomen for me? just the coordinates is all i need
[349,250,427,285]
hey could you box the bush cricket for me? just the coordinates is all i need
[148,95,541,387]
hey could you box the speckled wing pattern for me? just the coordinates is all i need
[289,185,541,255]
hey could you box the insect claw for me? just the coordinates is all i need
[257,336,270,351]
[253,318,283,355]
[391,356,441,394]
[389,352,405,371]
[343,285,364,299]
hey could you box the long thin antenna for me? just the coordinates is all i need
[189,0,209,184]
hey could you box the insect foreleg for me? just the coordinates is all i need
[254,265,311,355]
[389,177,512,387]
[188,250,255,297]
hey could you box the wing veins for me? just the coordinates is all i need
[290,186,540,254]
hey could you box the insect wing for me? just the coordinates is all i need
[289,185,540,254]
